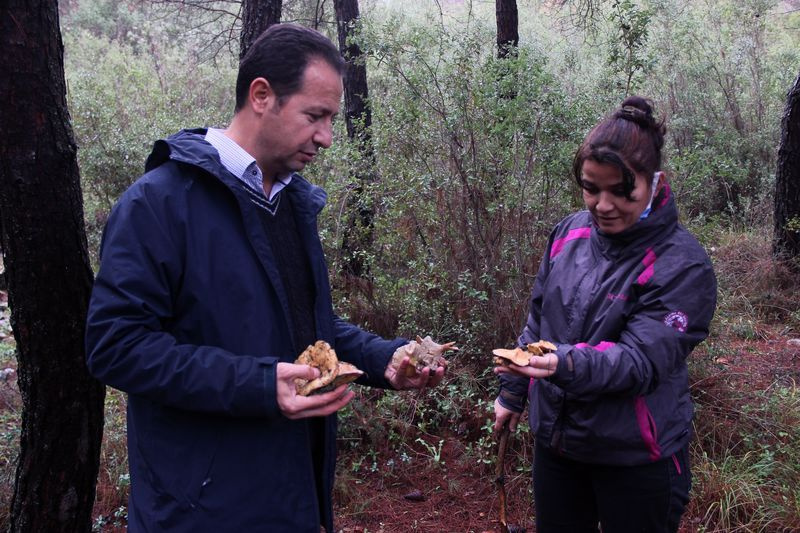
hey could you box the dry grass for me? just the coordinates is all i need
[710,228,800,332]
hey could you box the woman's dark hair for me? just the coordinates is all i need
[572,96,667,200]
[235,23,346,112]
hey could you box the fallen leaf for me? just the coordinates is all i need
[403,489,425,502]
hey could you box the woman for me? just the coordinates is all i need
[494,96,717,533]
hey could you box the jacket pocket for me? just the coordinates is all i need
[634,396,662,461]
[139,405,223,509]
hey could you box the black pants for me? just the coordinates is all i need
[532,440,691,533]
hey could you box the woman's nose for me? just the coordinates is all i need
[595,192,614,212]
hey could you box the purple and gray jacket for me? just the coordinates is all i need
[498,186,716,465]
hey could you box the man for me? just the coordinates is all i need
[86,23,443,532]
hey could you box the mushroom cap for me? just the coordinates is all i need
[526,340,557,356]
[329,362,364,387]
[294,340,340,396]
[311,362,364,394]
[391,336,458,377]
[492,347,531,367]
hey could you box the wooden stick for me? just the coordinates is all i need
[496,427,510,533]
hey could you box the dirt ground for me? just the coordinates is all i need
[332,326,800,533]
[333,431,535,533]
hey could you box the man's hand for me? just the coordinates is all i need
[384,353,446,390]
[276,362,354,419]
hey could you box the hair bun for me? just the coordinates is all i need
[573,95,667,194]
[616,96,655,127]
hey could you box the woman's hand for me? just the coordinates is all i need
[493,398,522,433]
[494,352,558,379]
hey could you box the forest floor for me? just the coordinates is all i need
[331,325,800,533]
[0,288,798,532]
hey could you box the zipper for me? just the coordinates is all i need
[549,390,568,452]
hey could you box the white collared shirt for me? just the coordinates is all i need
[204,127,291,201]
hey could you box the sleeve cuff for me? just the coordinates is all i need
[497,388,526,413]
[262,359,280,418]
[550,344,574,384]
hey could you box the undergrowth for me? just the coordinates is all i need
[0,340,19,528]
[332,227,800,532]
[0,224,797,532]
[680,228,800,532]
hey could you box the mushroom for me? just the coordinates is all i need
[492,347,531,367]
[390,335,458,377]
[492,340,557,367]
[324,362,364,390]
[526,340,557,357]
[294,341,364,396]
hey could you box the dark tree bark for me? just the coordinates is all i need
[334,0,376,278]
[334,0,371,143]
[773,70,800,272]
[0,1,106,531]
[240,0,282,59]
[496,0,519,58]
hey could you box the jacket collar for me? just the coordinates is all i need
[285,174,327,220]
[592,185,678,254]
[145,128,222,175]
[145,128,328,216]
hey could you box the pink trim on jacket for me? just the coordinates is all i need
[672,454,682,474]
[574,341,615,351]
[550,227,591,259]
[658,184,671,209]
[636,248,658,285]
[634,396,662,461]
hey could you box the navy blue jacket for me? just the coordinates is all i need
[86,129,406,532]
[499,187,717,465]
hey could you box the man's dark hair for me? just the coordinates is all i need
[235,23,346,112]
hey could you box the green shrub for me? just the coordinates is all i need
[63,1,236,264]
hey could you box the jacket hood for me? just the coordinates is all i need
[144,128,327,215]
[145,128,222,175]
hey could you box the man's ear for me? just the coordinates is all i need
[249,77,275,114]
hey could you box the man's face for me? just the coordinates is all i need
[257,59,342,180]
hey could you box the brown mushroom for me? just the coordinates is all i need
[327,362,364,388]
[294,341,364,396]
[390,335,458,377]
[492,347,531,367]
[493,340,557,367]
[526,340,557,357]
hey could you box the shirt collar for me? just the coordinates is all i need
[204,127,292,200]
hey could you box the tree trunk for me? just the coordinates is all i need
[0,1,106,531]
[773,70,800,272]
[496,0,519,58]
[240,0,282,59]
[334,0,376,278]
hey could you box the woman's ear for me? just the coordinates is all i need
[654,171,666,194]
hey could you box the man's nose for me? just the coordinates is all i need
[314,120,333,149]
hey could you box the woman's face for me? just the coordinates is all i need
[580,159,655,234]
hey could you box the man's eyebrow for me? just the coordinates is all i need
[306,105,338,115]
